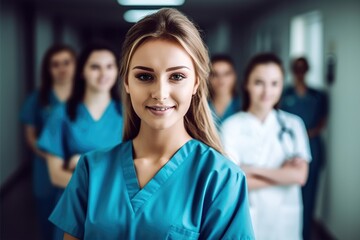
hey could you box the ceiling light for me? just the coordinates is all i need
[123,9,160,23]
[118,0,185,6]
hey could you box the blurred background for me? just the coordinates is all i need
[1,0,359,239]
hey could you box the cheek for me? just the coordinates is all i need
[248,84,260,97]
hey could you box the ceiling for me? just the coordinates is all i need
[13,0,283,28]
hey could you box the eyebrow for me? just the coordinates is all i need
[132,66,190,72]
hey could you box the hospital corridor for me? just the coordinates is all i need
[1,0,360,239]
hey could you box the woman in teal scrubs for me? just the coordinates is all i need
[20,44,76,240]
[37,42,123,239]
[281,57,328,240]
[208,55,241,130]
[49,8,254,240]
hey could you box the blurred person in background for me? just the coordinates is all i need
[281,57,329,240]
[48,8,254,240]
[221,53,311,240]
[208,54,241,130]
[20,44,76,240]
[37,42,123,240]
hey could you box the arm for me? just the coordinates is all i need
[46,153,73,188]
[64,233,79,240]
[49,156,88,239]
[246,175,276,190]
[68,154,81,171]
[24,126,47,159]
[247,157,309,186]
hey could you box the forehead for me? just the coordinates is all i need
[130,39,194,69]
[51,51,73,61]
[87,50,115,62]
[212,61,234,71]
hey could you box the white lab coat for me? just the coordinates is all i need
[221,109,311,240]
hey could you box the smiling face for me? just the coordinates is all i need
[125,39,199,131]
[83,50,118,93]
[210,61,236,96]
[247,63,283,112]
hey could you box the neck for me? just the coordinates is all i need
[294,77,307,95]
[248,105,272,123]
[52,81,72,102]
[83,89,111,107]
[213,93,232,104]
[133,120,192,160]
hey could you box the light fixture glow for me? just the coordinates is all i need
[123,10,160,23]
[118,0,185,6]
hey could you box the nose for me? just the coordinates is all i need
[151,78,169,101]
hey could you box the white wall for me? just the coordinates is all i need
[233,0,360,238]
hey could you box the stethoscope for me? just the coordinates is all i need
[276,110,297,158]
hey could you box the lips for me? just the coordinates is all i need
[146,106,175,111]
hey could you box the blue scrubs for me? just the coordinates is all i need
[20,90,61,240]
[38,101,123,161]
[38,100,123,240]
[49,139,255,239]
[209,96,241,130]
[281,87,328,240]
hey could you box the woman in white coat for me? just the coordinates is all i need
[221,53,311,240]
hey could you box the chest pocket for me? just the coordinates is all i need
[166,225,199,240]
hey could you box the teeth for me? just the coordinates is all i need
[151,107,172,111]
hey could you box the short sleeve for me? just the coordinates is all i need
[20,91,39,125]
[37,104,66,159]
[49,155,89,239]
[292,116,312,162]
[200,171,255,240]
[221,118,242,166]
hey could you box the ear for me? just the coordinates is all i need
[193,76,200,95]
[124,78,130,94]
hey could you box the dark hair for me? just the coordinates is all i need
[67,42,121,121]
[242,53,284,111]
[291,57,309,74]
[209,54,238,99]
[39,44,76,107]
[211,54,235,68]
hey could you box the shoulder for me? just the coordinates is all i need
[282,86,295,95]
[80,141,129,167]
[192,140,245,180]
[277,110,305,128]
[221,112,249,137]
[222,111,247,127]
[23,90,40,106]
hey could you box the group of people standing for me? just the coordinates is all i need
[20,8,327,240]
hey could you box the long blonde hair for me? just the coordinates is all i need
[119,8,223,154]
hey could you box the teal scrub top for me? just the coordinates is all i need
[209,96,242,130]
[49,139,255,239]
[281,87,328,130]
[38,100,123,162]
[281,87,328,165]
[20,90,61,198]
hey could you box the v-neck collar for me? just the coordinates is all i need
[80,100,114,122]
[245,109,276,129]
[121,139,196,213]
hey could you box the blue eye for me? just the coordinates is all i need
[170,73,185,81]
[136,73,154,81]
